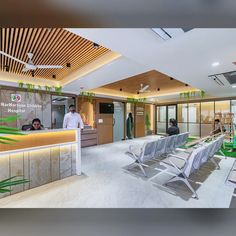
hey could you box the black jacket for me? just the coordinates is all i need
[167,126,180,136]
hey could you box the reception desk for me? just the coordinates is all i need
[0,129,81,198]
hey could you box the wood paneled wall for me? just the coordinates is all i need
[77,96,148,144]
[95,98,113,145]
[134,104,145,138]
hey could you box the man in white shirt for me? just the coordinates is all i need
[63,105,84,130]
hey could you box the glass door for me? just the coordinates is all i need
[156,105,177,134]
[113,102,125,142]
[156,106,167,134]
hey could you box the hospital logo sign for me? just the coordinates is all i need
[11,94,22,102]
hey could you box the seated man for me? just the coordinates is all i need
[210,119,226,135]
[166,118,180,136]
[27,118,44,131]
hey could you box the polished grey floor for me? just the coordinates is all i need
[0,135,235,208]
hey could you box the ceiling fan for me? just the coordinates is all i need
[138,83,150,93]
[0,51,63,73]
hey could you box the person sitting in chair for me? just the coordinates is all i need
[210,119,226,135]
[166,118,180,136]
[27,118,44,131]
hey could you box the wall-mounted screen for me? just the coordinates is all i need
[99,103,114,114]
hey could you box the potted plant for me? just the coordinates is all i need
[145,113,152,135]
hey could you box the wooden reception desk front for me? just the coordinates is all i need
[0,129,81,198]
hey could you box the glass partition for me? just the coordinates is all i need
[156,106,167,133]
[215,100,230,113]
[188,103,200,137]
[177,103,188,133]
[200,102,214,137]
[188,103,200,123]
[52,96,75,129]
[231,100,236,125]
[156,99,236,138]
[177,104,188,122]
[168,105,176,120]
[201,102,214,124]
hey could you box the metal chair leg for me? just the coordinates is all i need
[182,178,199,199]
[210,158,220,170]
[219,149,226,159]
[127,162,136,170]
[165,174,199,199]
[138,164,147,177]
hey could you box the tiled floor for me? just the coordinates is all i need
[0,135,235,208]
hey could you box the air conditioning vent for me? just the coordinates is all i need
[151,28,185,41]
[208,75,225,86]
[223,71,236,85]
[209,70,236,87]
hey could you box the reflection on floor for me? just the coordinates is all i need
[0,135,235,208]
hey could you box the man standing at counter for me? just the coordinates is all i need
[63,105,84,130]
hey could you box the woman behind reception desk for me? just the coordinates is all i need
[27,118,44,131]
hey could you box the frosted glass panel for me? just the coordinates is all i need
[159,106,166,122]
[178,123,188,133]
[178,104,188,122]
[168,105,176,120]
[201,102,214,124]
[189,124,200,137]
[231,100,236,124]
[215,101,230,113]
[157,122,166,133]
[188,103,200,123]
[201,124,213,137]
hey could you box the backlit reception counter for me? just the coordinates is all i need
[0,129,81,198]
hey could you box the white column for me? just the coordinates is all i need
[75,128,82,175]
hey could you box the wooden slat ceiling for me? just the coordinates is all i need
[92,70,194,97]
[0,28,110,81]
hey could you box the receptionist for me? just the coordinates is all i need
[27,118,44,131]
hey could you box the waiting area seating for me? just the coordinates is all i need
[125,133,225,199]
[125,132,189,177]
[160,135,224,199]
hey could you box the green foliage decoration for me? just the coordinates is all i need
[80,91,95,103]
[0,115,24,144]
[0,115,29,193]
[54,86,62,95]
[127,97,147,104]
[145,113,151,131]
[45,85,52,93]
[0,176,29,193]
[180,90,205,100]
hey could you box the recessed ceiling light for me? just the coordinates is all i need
[212,62,220,67]
[232,84,236,88]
